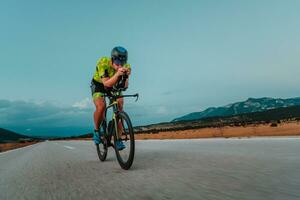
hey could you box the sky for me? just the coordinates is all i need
[1,0,300,137]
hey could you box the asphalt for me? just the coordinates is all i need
[0,138,300,200]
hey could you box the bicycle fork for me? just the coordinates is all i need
[113,113,120,141]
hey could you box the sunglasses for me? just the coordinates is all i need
[113,56,127,65]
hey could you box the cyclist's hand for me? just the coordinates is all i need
[126,68,131,76]
[116,67,126,76]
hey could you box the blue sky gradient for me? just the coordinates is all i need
[1,0,300,136]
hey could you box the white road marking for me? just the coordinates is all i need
[63,145,75,150]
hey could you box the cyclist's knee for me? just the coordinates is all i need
[94,98,106,112]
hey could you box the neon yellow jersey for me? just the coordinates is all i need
[93,57,131,83]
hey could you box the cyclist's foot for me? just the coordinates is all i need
[116,140,125,151]
[93,130,101,145]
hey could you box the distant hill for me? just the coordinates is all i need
[0,128,33,143]
[172,97,300,122]
[135,105,300,134]
[50,133,93,140]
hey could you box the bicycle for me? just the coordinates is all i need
[95,87,138,170]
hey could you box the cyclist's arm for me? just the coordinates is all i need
[101,73,120,88]
[125,79,129,88]
[124,67,131,88]
[125,75,129,88]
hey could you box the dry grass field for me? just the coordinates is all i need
[134,121,300,140]
[60,121,300,141]
[0,141,39,153]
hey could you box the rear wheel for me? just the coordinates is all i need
[113,111,135,170]
[96,121,108,161]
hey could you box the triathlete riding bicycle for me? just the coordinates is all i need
[91,46,131,150]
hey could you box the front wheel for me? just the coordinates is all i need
[113,111,135,170]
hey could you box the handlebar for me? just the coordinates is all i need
[104,92,139,102]
[121,93,139,102]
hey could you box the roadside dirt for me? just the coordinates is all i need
[0,141,39,153]
[134,121,300,140]
[59,121,300,141]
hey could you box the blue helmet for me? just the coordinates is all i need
[111,46,128,65]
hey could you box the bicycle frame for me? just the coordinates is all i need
[103,91,138,141]
[105,98,120,140]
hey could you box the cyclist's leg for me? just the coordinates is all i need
[93,94,106,130]
[91,79,106,130]
[117,97,124,111]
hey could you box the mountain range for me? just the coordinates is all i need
[172,97,300,122]
[0,128,33,143]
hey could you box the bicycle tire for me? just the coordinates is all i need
[113,111,135,170]
[96,121,108,162]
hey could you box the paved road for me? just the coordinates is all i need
[0,138,300,200]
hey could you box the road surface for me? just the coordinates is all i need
[1,138,300,200]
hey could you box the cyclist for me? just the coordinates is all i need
[90,46,131,150]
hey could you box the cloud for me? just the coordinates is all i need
[125,103,181,125]
[72,98,92,109]
[0,99,184,137]
[0,99,161,136]
[0,99,93,136]
[156,106,168,115]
